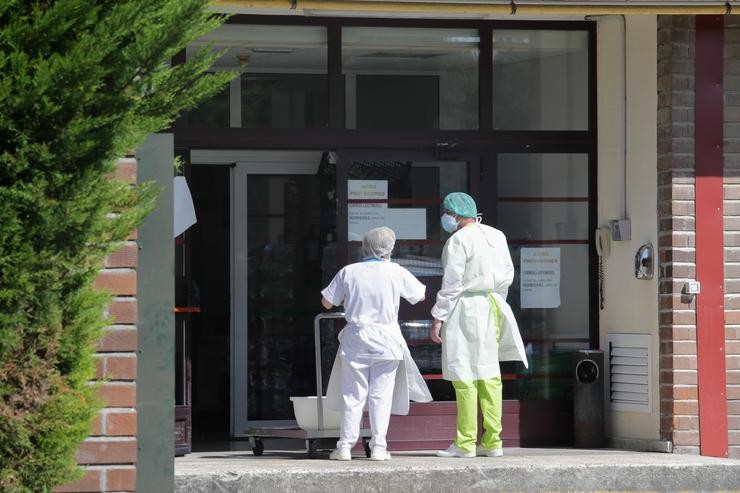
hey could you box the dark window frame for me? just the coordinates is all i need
[174,15,599,349]
[175,15,596,148]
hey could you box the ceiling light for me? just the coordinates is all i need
[251,47,296,54]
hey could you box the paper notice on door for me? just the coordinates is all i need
[348,180,388,206]
[348,208,427,241]
[348,180,388,241]
[520,247,561,308]
[384,208,426,240]
[347,181,426,240]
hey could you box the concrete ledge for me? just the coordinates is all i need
[176,448,740,493]
[608,436,673,453]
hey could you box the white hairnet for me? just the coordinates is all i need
[362,226,396,259]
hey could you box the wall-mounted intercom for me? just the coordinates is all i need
[635,243,654,280]
[610,219,631,241]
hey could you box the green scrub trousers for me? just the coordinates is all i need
[452,378,503,452]
[452,293,504,453]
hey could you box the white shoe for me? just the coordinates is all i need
[435,443,475,458]
[369,446,391,461]
[329,447,351,461]
[477,446,504,457]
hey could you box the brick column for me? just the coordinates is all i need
[725,17,740,460]
[56,157,138,492]
[657,15,700,455]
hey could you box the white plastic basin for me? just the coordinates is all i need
[290,396,342,430]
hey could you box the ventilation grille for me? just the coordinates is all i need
[606,333,652,413]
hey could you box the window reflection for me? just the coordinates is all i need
[497,153,590,400]
[242,73,328,129]
[346,158,467,267]
[246,161,337,420]
[188,82,230,127]
[345,157,468,402]
[493,30,588,130]
[343,27,479,130]
[185,24,328,128]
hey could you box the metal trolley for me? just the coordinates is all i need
[244,312,372,458]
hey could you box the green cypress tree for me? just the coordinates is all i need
[0,1,235,490]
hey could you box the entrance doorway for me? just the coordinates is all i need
[186,148,592,447]
[188,150,335,438]
[233,154,337,432]
[187,149,480,441]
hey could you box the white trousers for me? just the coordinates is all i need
[337,354,399,450]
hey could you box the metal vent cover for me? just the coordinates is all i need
[606,333,652,413]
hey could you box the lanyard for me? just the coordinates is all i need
[362,257,383,262]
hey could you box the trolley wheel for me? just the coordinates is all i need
[362,438,371,458]
[250,437,264,456]
[307,439,320,459]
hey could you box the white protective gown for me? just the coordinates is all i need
[322,261,433,415]
[431,223,528,381]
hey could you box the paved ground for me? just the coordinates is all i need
[175,444,740,492]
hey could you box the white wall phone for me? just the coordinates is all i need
[595,228,611,310]
[595,228,611,258]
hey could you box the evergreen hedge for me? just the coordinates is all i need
[0,1,234,490]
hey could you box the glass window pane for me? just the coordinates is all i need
[242,73,328,129]
[496,153,590,400]
[240,25,327,128]
[497,202,588,241]
[246,171,335,420]
[187,82,230,127]
[186,24,328,129]
[493,30,588,130]
[345,157,467,402]
[497,153,588,198]
[343,27,479,130]
[346,159,467,266]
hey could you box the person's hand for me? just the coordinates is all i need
[430,319,443,344]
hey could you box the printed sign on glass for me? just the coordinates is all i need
[347,180,426,240]
[520,247,561,308]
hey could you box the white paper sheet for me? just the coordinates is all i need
[346,180,427,240]
[174,176,197,238]
[348,208,427,241]
[384,208,427,240]
[520,247,561,308]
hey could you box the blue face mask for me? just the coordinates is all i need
[441,213,459,233]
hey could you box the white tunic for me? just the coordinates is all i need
[431,224,528,381]
[321,261,433,414]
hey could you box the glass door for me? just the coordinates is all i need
[335,150,478,401]
[488,151,593,445]
[492,152,592,400]
[230,151,336,433]
[334,150,593,413]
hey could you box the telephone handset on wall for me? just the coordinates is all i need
[595,229,611,310]
[595,228,611,258]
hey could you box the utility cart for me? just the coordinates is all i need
[244,312,371,458]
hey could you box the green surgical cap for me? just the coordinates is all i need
[443,192,477,218]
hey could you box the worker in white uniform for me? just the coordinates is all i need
[431,192,528,458]
[321,226,432,461]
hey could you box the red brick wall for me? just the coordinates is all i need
[726,17,740,460]
[659,14,740,458]
[56,157,139,492]
[657,15,700,455]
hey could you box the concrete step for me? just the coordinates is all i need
[175,447,740,492]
